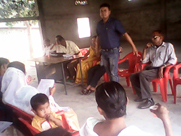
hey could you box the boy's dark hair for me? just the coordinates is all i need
[96,81,127,119]
[100,3,111,10]
[30,93,49,111]
[7,61,25,74]
[0,58,9,67]
[56,35,64,42]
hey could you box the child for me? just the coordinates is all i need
[31,93,63,132]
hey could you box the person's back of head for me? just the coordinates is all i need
[96,81,127,119]
[7,61,25,74]
[0,57,9,76]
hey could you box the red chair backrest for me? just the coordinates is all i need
[19,117,40,135]
[173,63,181,81]
[80,48,88,55]
[121,52,142,72]
[6,104,33,122]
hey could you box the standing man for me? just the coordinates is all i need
[96,3,138,82]
[130,30,177,109]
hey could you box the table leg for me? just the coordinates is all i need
[61,63,67,95]
[78,58,84,87]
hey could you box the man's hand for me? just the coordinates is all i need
[150,103,169,120]
[132,47,138,56]
[146,43,153,49]
[158,66,164,78]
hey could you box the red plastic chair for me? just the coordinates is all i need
[18,117,40,135]
[173,63,181,104]
[139,63,175,102]
[118,52,142,87]
[6,104,33,121]
[80,48,88,56]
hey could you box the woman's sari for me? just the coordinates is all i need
[75,47,99,84]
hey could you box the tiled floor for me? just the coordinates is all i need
[26,41,181,136]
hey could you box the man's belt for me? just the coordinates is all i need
[102,47,119,52]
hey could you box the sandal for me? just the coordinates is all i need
[81,88,94,95]
[81,88,89,95]
[86,89,95,95]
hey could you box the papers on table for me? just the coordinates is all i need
[0,121,12,133]
[37,79,55,96]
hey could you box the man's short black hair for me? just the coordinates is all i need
[56,35,64,42]
[100,3,111,10]
[30,93,49,111]
[152,30,164,37]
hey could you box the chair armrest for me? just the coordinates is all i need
[173,63,181,80]
[93,59,100,66]
[118,56,128,64]
[140,63,150,70]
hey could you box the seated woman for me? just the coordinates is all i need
[75,36,100,84]
[1,61,79,131]
[80,81,173,136]
[81,64,105,95]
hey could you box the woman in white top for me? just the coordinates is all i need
[80,81,173,136]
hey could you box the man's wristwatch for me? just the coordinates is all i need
[163,64,166,67]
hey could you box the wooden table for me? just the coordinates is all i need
[30,55,84,95]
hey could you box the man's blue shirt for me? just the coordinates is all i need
[96,17,126,49]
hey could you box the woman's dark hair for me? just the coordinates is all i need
[100,3,111,10]
[95,81,127,119]
[56,35,64,42]
[30,93,49,111]
[0,57,9,67]
[7,61,25,74]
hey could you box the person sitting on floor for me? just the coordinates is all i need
[80,81,173,136]
[75,36,100,84]
[130,30,177,109]
[31,93,63,132]
[50,35,81,82]
[1,61,80,131]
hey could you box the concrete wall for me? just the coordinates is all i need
[37,0,181,48]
